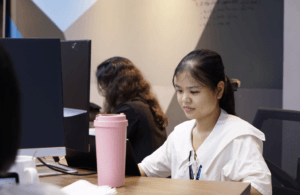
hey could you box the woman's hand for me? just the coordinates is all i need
[138,164,147,177]
[250,186,262,195]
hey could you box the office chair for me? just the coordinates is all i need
[89,102,101,128]
[252,107,300,195]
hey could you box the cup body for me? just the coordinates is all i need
[8,155,39,184]
[94,114,128,187]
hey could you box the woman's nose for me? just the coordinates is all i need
[182,93,191,103]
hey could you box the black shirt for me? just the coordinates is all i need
[114,99,167,163]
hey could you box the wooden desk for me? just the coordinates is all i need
[38,165,250,195]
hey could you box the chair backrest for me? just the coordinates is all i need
[253,108,300,129]
[252,107,300,187]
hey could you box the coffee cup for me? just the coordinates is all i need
[8,155,39,184]
[94,114,128,187]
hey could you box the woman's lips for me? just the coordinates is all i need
[184,107,194,112]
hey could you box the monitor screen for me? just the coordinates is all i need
[60,40,91,152]
[0,38,65,157]
[60,40,91,111]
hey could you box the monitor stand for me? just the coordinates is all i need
[36,161,78,177]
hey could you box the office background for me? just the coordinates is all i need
[2,0,300,179]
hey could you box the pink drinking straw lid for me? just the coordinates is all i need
[94,113,128,127]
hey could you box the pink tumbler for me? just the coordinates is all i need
[94,114,128,187]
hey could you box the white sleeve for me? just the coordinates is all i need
[138,133,172,178]
[221,135,272,195]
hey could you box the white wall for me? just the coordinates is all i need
[282,0,300,178]
[283,0,300,111]
[64,0,202,111]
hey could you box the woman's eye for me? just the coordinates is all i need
[191,91,200,94]
[176,89,183,93]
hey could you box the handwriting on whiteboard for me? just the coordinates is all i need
[192,0,261,28]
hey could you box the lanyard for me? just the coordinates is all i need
[189,151,202,180]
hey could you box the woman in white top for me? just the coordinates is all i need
[138,49,272,195]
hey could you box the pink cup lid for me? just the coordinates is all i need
[94,113,128,127]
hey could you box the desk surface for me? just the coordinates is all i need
[38,162,250,195]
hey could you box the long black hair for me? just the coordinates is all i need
[0,44,22,174]
[172,49,236,115]
[96,56,168,130]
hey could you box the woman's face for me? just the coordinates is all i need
[174,71,223,122]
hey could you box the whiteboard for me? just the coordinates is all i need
[193,0,283,89]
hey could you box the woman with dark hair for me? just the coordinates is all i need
[0,44,65,195]
[96,57,168,163]
[138,49,271,195]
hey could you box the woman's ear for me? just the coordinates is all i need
[216,81,225,99]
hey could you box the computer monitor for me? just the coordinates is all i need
[60,40,91,111]
[0,38,65,157]
[60,40,91,153]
